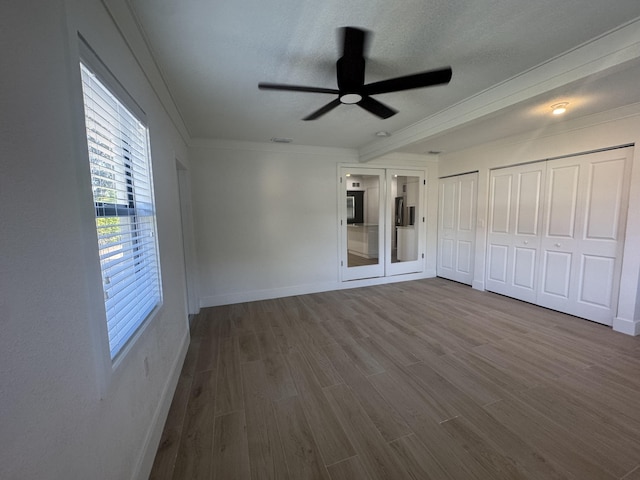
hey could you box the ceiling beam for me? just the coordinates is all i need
[358,17,640,162]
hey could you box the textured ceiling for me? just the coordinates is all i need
[129,0,640,153]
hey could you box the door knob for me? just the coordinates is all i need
[524,240,529,245]
[555,243,561,247]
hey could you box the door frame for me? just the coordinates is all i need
[175,158,199,315]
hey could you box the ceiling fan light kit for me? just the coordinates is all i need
[259,26,452,120]
[340,93,362,104]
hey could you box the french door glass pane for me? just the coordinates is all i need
[391,175,419,263]
[346,174,380,267]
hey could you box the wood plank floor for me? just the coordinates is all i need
[149,278,640,480]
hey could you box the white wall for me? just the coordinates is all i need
[0,1,192,478]
[191,141,354,305]
[439,105,640,335]
[190,143,439,306]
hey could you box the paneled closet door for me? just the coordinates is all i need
[486,163,545,303]
[437,172,478,285]
[537,148,632,325]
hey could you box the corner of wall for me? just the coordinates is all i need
[131,328,190,480]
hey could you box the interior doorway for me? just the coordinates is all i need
[176,159,199,315]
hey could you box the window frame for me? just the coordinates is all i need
[79,40,163,363]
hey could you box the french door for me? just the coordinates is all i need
[340,167,425,281]
[486,147,632,325]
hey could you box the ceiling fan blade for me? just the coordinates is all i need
[358,96,397,119]
[363,67,452,95]
[259,83,339,95]
[303,98,342,120]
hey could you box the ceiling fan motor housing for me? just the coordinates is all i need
[337,56,365,102]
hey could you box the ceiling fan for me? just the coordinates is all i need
[258,26,452,121]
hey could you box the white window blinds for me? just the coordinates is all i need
[80,62,162,359]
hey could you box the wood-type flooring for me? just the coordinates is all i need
[149,278,640,480]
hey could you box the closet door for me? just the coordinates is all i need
[485,163,545,303]
[537,148,632,325]
[437,172,477,285]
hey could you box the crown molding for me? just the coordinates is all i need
[358,17,640,162]
[189,138,359,159]
[101,0,192,145]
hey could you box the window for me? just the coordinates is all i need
[80,61,161,360]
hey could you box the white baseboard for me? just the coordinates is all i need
[338,271,435,291]
[613,316,640,336]
[200,281,340,307]
[200,271,437,308]
[472,279,485,291]
[132,328,190,480]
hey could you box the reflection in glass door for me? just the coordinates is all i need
[341,167,425,281]
[341,168,385,281]
[386,170,424,276]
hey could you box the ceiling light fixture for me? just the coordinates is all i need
[375,131,391,138]
[270,137,293,143]
[340,93,362,104]
[551,102,568,115]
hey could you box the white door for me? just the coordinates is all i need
[437,172,478,285]
[537,148,632,324]
[341,167,386,281]
[486,163,545,303]
[485,147,632,325]
[386,170,425,276]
